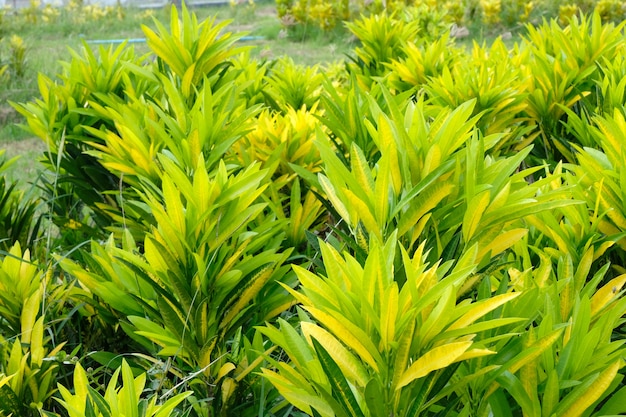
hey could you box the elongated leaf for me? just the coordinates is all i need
[312,338,367,417]
[303,306,381,372]
[590,274,626,316]
[448,293,521,331]
[396,341,472,389]
[555,360,622,417]
[463,190,491,243]
[380,284,399,351]
[302,322,369,387]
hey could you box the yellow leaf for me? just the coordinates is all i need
[182,62,196,98]
[561,281,572,322]
[574,246,594,290]
[422,144,441,178]
[386,138,403,196]
[448,292,521,331]
[301,323,369,387]
[220,266,274,329]
[391,320,416,391]
[350,144,375,198]
[216,362,235,383]
[601,195,626,229]
[462,190,491,244]
[558,360,622,417]
[235,345,278,382]
[396,341,472,389]
[221,377,237,406]
[20,289,41,345]
[162,175,186,236]
[590,274,626,316]
[374,153,391,228]
[397,182,454,238]
[319,174,351,224]
[477,228,528,260]
[486,328,563,397]
[520,326,537,417]
[454,348,496,361]
[30,317,45,367]
[303,306,380,372]
[344,189,380,239]
[0,373,14,388]
[380,284,399,351]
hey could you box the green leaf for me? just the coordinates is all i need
[555,360,622,417]
[87,386,112,417]
[312,338,367,417]
[364,378,386,417]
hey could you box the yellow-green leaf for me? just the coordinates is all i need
[463,190,491,244]
[448,292,521,331]
[380,284,399,351]
[396,341,472,389]
[303,306,381,372]
[557,360,622,417]
[301,322,369,387]
[590,274,626,316]
[477,228,528,260]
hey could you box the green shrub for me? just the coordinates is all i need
[9,4,626,416]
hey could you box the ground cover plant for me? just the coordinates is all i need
[1,0,626,415]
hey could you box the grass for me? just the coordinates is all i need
[2,138,45,185]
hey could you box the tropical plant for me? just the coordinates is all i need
[520,12,626,162]
[264,57,323,112]
[455,248,626,416]
[59,155,294,415]
[424,38,531,155]
[45,359,192,417]
[13,4,256,249]
[386,33,461,94]
[312,90,574,269]
[345,11,419,83]
[0,243,69,416]
[567,110,626,256]
[232,108,327,248]
[260,234,524,416]
[0,150,41,252]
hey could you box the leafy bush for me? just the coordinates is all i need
[0,243,70,416]
[9,3,626,416]
[0,150,41,252]
[48,359,191,417]
[260,235,522,416]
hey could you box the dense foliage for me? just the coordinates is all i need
[1,2,626,416]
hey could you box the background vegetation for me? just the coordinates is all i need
[1,0,626,415]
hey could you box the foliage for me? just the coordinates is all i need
[7,3,626,417]
[47,359,191,417]
[345,11,419,81]
[259,235,523,416]
[0,243,70,416]
[0,34,28,81]
[0,150,41,252]
[520,12,626,162]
